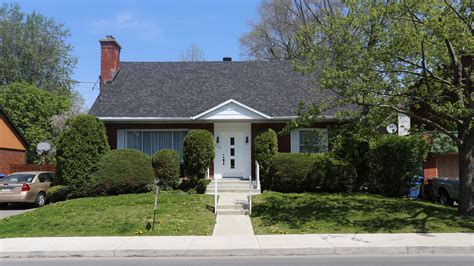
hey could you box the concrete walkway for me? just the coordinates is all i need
[0,233,472,258]
[212,193,254,236]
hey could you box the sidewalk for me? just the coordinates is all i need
[212,193,254,236]
[0,233,472,258]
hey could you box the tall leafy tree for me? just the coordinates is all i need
[0,3,77,94]
[0,82,71,163]
[292,1,473,215]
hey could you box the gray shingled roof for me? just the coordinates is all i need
[89,61,345,118]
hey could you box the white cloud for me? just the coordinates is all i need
[90,11,161,40]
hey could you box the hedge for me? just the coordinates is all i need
[90,149,155,196]
[152,149,181,189]
[266,153,355,193]
[56,115,109,198]
[333,136,370,191]
[183,129,214,179]
[47,185,68,203]
[368,135,428,197]
[254,129,278,180]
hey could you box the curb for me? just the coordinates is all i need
[1,233,472,258]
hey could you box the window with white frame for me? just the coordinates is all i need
[118,130,187,159]
[291,128,328,153]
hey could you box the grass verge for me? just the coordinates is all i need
[0,191,215,238]
[251,191,474,234]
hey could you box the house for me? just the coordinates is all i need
[0,106,28,174]
[423,133,459,180]
[398,114,459,181]
[89,36,348,179]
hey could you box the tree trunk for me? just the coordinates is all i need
[458,130,474,216]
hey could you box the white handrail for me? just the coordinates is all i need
[214,175,218,215]
[256,161,261,190]
[206,168,210,179]
[249,174,252,215]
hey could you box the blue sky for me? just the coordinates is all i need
[8,0,260,108]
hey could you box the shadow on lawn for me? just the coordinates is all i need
[251,193,474,233]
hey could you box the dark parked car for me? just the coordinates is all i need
[430,177,459,205]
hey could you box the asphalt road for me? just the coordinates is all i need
[2,255,474,266]
[0,204,35,219]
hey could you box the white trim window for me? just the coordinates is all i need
[117,130,188,158]
[291,128,329,153]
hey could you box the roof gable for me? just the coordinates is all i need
[0,107,29,149]
[192,99,271,120]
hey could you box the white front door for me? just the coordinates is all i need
[220,132,244,177]
[214,123,251,179]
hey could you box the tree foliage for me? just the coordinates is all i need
[56,115,110,198]
[254,129,278,178]
[368,135,429,197]
[0,82,71,162]
[183,129,214,179]
[152,149,181,189]
[0,3,77,93]
[288,1,473,215]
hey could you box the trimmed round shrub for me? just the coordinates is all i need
[267,153,355,193]
[195,178,211,194]
[183,129,215,179]
[47,185,69,203]
[333,135,370,191]
[368,135,428,197]
[152,149,180,189]
[90,149,155,196]
[254,129,278,179]
[56,115,110,198]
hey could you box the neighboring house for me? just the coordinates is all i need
[423,133,459,180]
[398,114,459,180]
[0,107,28,174]
[89,36,348,179]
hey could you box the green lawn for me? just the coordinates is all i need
[251,191,474,234]
[0,191,215,238]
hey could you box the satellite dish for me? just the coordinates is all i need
[36,141,52,155]
[386,123,398,134]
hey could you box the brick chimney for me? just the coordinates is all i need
[99,35,121,88]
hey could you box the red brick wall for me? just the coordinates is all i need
[423,154,438,181]
[0,149,26,174]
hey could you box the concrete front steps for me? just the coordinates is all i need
[214,193,251,217]
[216,202,249,215]
[206,178,261,195]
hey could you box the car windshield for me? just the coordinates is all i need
[2,174,35,183]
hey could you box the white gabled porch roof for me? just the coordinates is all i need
[191,99,272,121]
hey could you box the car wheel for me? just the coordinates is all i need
[34,192,46,207]
[439,190,454,206]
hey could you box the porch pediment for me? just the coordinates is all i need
[192,99,271,120]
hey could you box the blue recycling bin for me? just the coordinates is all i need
[408,175,423,199]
